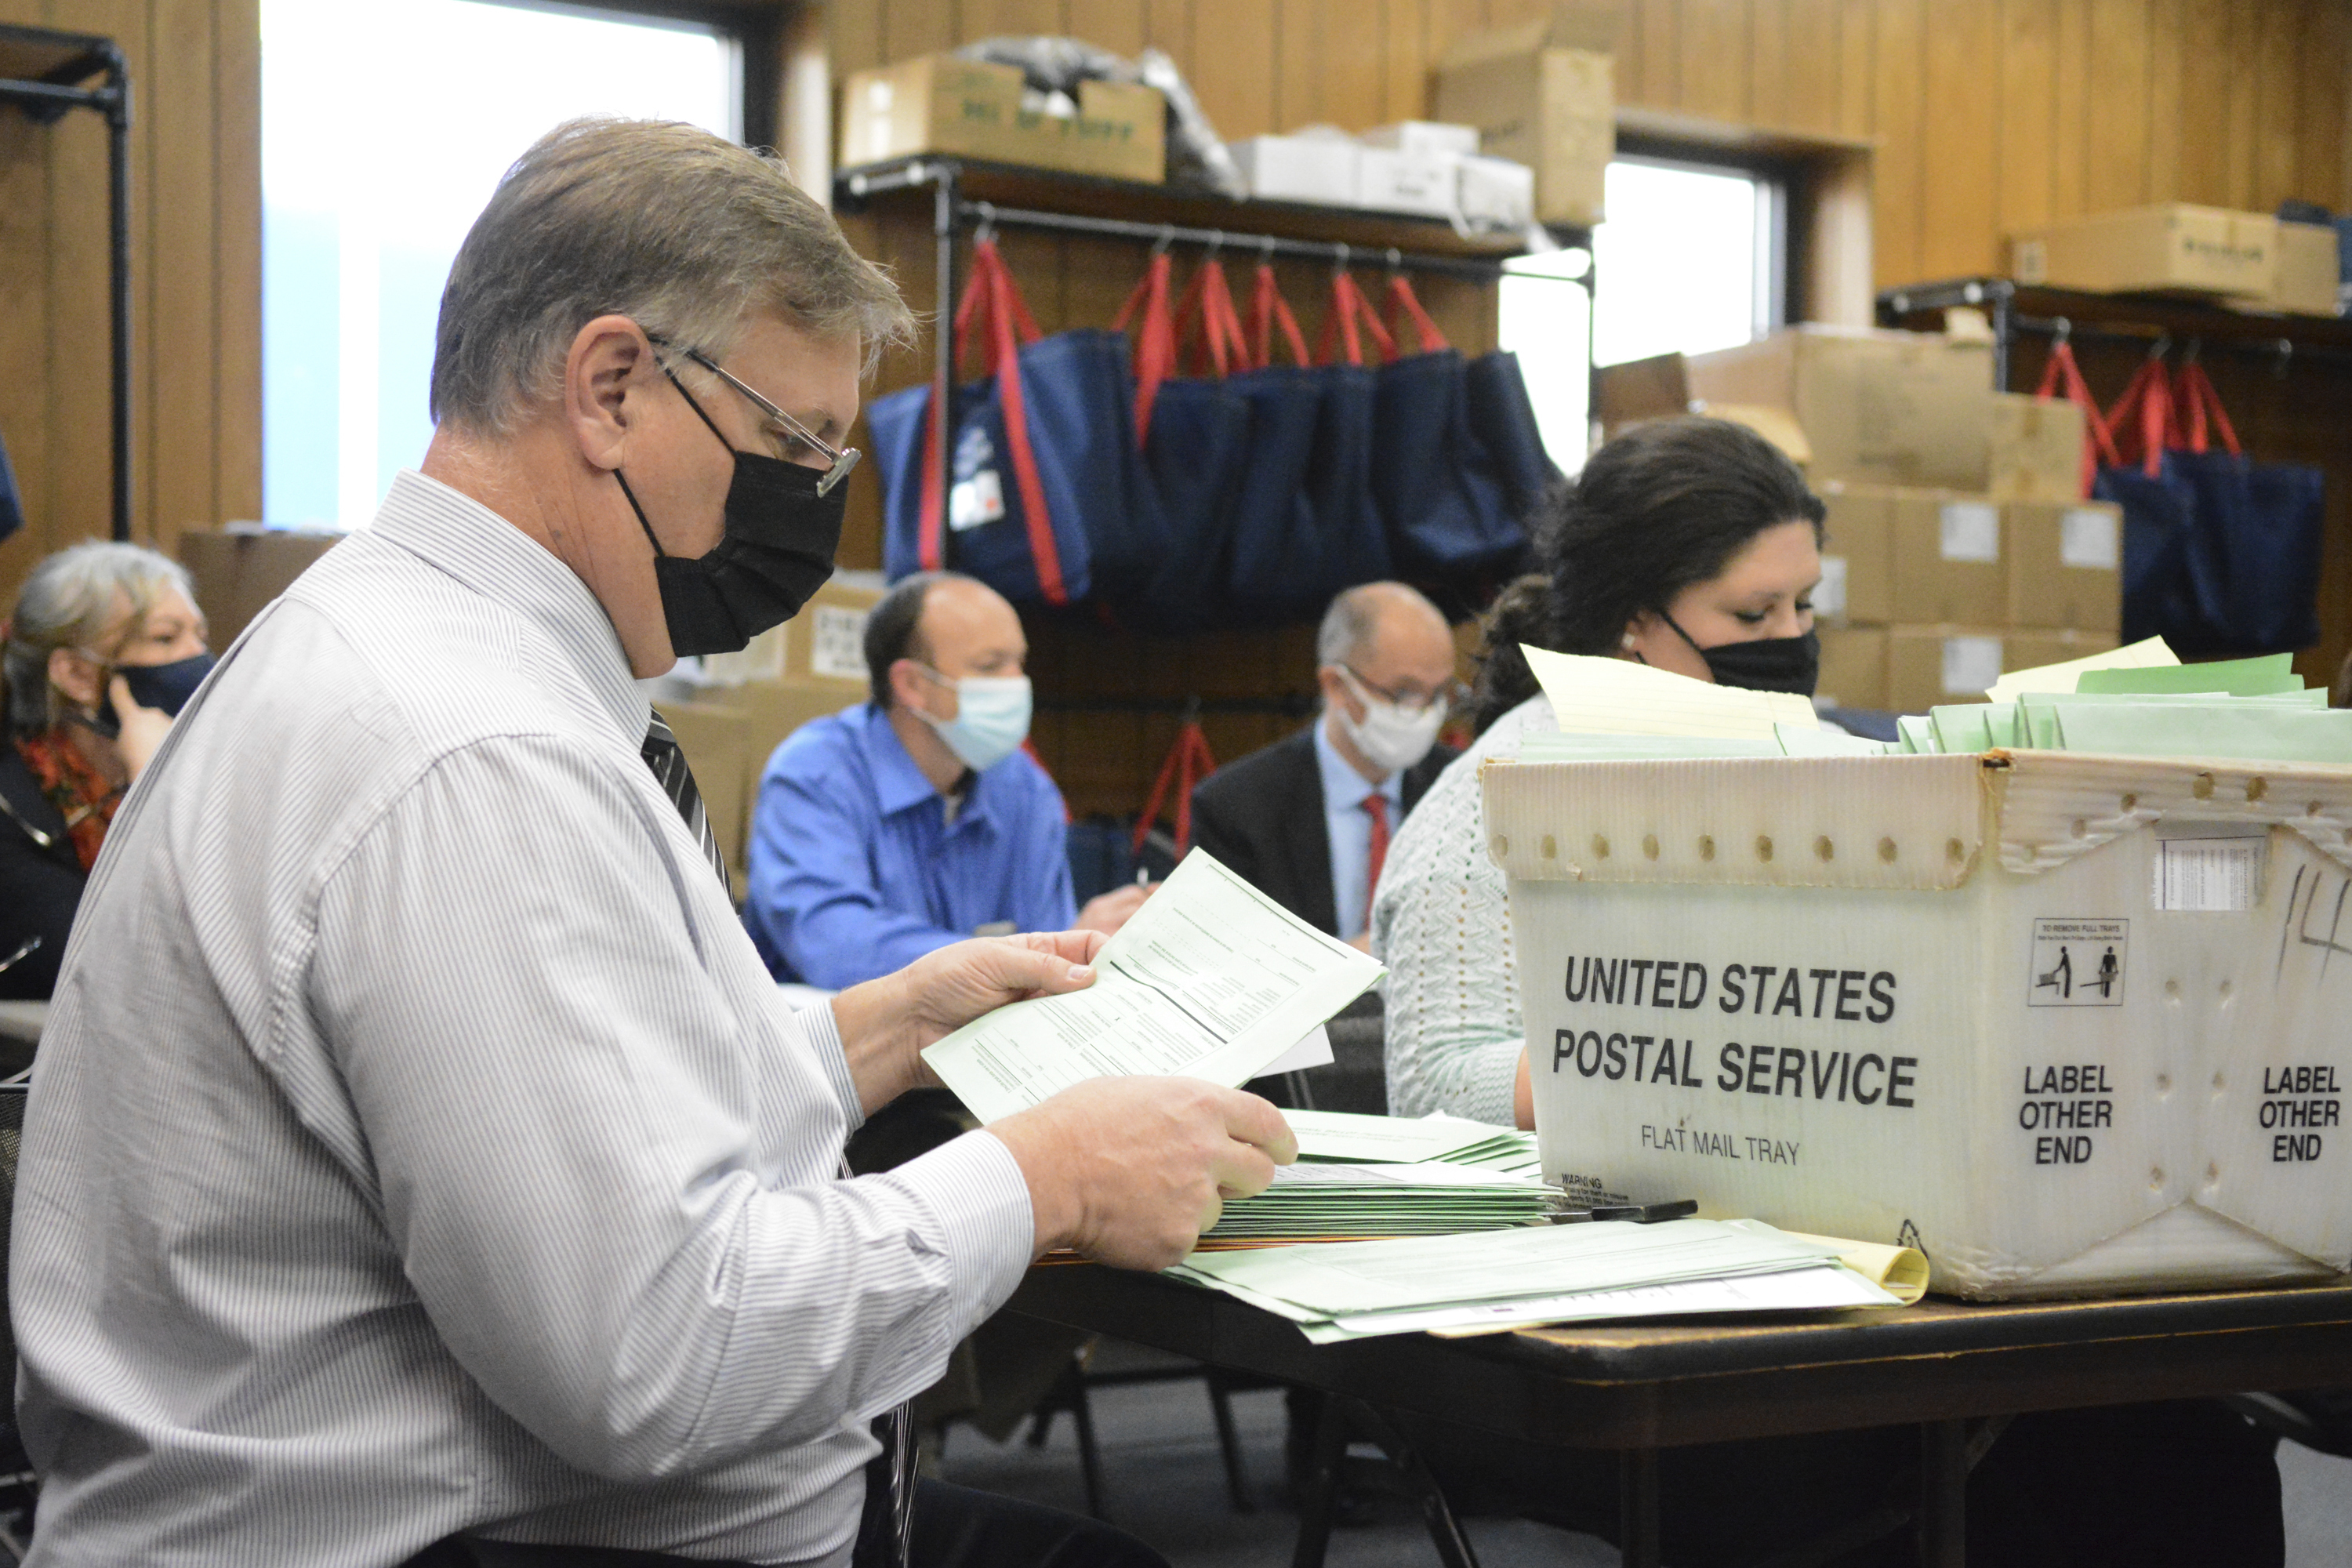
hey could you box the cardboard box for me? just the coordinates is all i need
[838,55,1164,183]
[2010,205,2276,298]
[1892,492,2005,626]
[2003,627,2118,677]
[1815,625,1889,711]
[1360,121,1479,158]
[653,699,753,887]
[1887,625,2008,713]
[176,526,344,647]
[1988,393,2087,503]
[700,572,885,690]
[1815,482,1895,626]
[1487,749,2352,1298]
[1356,147,1457,219]
[1433,4,1617,227]
[2005,500,2123,634]
[2269,222,2343,317]
[1683,327,1998,491]
[1228,133,1359,206]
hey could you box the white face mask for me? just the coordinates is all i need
[914,670,1033,774]
[1334,667,1447,776]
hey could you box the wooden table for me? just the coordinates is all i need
[1007,1264,2352,1566]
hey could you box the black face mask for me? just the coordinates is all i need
[84,651,217,739]
[1661,611,1820,697]
[615,366,846,659]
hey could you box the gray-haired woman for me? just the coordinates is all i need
[2,540,212,998]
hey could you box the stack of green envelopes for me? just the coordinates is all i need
[1202,1158,1559,1243]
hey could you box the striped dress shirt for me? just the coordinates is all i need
[13,470,1034,1567]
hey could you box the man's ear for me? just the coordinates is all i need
[1317,664,1357,720]
[564,314,653,473]
[888,657,929,713]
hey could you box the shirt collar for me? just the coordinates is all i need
[862,704,953,817]
[1313,713,1401,812]
[369,470,648,744]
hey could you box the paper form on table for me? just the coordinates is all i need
[1521,645,1819,739]
[922,849,1384,1123]
[1983,633,2177,701]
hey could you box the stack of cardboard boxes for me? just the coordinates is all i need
[2011,203,2341,318]
[1602,325,2125,713]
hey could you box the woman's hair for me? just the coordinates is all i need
[430,117,916,437]
[3,541,196,739]
[1468,416,1824,734]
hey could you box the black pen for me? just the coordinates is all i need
[1548,1198,1699,1225]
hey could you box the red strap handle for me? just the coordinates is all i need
[1132,720,1219,858]
[2172,362,2243,458]
[1170,259,1250,379]
[918,241,1070,603]
[2031,340,2122,499]
[1112,252,1176,442]
[2103,358,2175,480]
[1382,274,1450,357]
[1314,270,1395,367]
[1243,263,1311,370]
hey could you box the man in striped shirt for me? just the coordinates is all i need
[12,118,1292,1568]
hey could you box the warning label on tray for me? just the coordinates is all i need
[2027,918,2127,1007]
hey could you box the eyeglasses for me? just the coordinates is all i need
[648,334,861,496]
[1338,665,1467,717]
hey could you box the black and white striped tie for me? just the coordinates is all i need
[644,711,911,1565]
[641,713,731,898]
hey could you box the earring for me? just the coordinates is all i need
[1621,632,1638,650]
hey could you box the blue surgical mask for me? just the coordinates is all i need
[914,670,1033,774]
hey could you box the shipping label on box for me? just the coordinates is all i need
[2006,499,2123,633]
[1891,491,2005,625]
[1485,750,2352,1298]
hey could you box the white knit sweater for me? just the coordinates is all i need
[1370,695,1556,1123]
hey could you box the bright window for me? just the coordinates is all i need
[1497,249,1595,476]
[1592,157,1782,368]
[261,0,739,527]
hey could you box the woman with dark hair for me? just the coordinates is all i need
[1378,417,1826,1130]
[1371,418,2283,1567]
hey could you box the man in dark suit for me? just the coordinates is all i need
[1191,583,1461,949]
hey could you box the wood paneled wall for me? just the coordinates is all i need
[0,0,260,615]
[833,0,2352,287]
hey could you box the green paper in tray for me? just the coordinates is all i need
[2053,704,2352,764]
[1930,705,1993,754]
[2077,654,2301,697]
[1895,715,1938,754]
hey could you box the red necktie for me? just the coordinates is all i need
[1362,793,1391,931]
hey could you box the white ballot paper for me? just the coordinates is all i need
[1521,644,1819,738]
[921,851,1385,1123]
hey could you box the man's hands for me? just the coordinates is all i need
[830,931,1107,1116]
[1074,881,1152,938]
[110,676,173,782]
[989,1078,1296,1269]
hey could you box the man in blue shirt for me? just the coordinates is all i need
[745,572,1148,987]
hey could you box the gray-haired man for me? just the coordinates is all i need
[13,119,1290,1568]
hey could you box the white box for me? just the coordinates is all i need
[1359,120,1480,158]
[1356,147,1458,219]
[1483,749,2352,1300]
[1457,154,1536,230]
[1227,135,1359,206]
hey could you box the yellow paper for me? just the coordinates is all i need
[1522,645,1820,740]
[1984,635,2178,702]
[1780,1229,1931,1304]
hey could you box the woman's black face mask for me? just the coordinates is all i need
[613,360,846,659]
[82,651,218,739]
[1661,610,1820,697]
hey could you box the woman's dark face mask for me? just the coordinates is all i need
[1661,610,1820,697]
[81,651,218,739]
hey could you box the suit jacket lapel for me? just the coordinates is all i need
[1281,730,1340,936]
